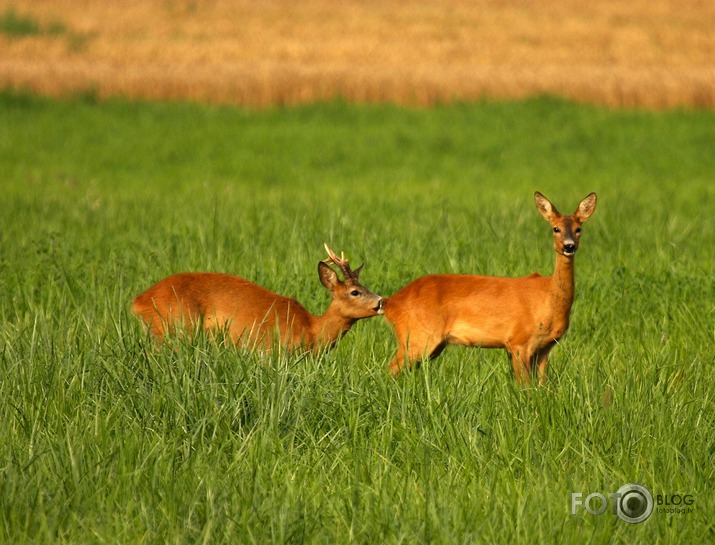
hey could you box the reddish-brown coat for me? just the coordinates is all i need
[132,250,383,352]
[384,192,597,384]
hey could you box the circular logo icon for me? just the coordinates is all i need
[615,483,654,524]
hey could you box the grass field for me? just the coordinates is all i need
[1,92,714,544]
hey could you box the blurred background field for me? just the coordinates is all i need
[1,0,714,109]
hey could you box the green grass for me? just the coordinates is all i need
[1,92,714,544]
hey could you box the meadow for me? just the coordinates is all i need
[1,92,714,544]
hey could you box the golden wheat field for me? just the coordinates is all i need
[1,0,714,108]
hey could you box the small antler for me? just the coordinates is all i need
[323,243,362,280]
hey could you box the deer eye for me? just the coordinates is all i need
[575,227,582,233]
[553,227,560,233]
[350,290,361,297]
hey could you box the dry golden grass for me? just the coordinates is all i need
[1,0,714,108]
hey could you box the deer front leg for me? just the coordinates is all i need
[508,347,532,386]
[535,345,553,386]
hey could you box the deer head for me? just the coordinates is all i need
[320,243,383,317]
[535,192,597,258]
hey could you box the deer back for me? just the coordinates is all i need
[132,245,383,350]
[131,272,312,348]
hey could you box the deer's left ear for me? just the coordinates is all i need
[576,192,597,222]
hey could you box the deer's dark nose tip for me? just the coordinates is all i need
[563,243,576,255]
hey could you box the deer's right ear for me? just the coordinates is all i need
[534,191,559,221]
[318,262,340,290]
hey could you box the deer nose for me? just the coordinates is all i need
[376,298,385,314]
[563,243,576,255]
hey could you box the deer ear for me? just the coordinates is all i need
[534,191,558,221]
[318,262,340,290]
[352,264,364,279]
[576,192,597,222]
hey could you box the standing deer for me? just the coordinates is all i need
[383,192,597,384]
[131,244,384,351]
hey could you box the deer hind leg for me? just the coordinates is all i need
[388,349,407,376]
[137,313,164,341]
[388,326,410,375]
[388,329,444,376]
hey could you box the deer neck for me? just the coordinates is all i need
[550,252,576,313]
[310,306,355,348]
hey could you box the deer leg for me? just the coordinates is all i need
[535,346,553,386]
[388,348,408,376]
[508,347,532,386]
[388,325,413,375]
[148,320,166,341]
[389,331,443,376]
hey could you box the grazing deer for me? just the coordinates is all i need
[383,192,597,384]
[131,244,384,351]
